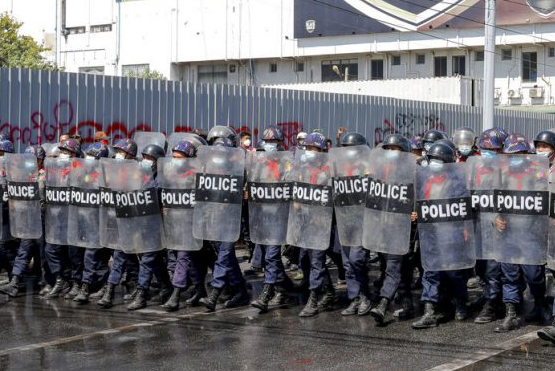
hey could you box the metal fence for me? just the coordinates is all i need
[1,67,554,151]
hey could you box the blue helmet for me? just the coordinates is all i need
[114,139,138,157]
[24,145,46,159]
[58,138,81,155]
[478,129,504,150]
[0,139,14,153]
[262,125,285,142]
[172,140,197,157]
[303,133,327,151]
[85,143,109,159]
[212,137,235,148]
[409,136,423,151]
[493,126,509,142]
[503,134,530,154]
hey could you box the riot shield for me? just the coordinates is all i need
[492,155,549,265]
[44,157,73,245]
[0,157,12,241]
[329,145,371,247]
[5,154,42,239]
[466,156,498,260]
[362,148,415,254]
[132,131,167,159]
[549,171,555,270]
[166,133,206,155]
[67,158,102,248]
[286,150,333,250]
[104,160,164,254]
[247,151,293,245]
[99,158,119,250]
[158,157,202,251]
[416,163,475,271]
[193,146,245,242]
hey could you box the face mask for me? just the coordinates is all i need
[263,142,278,152]
[301,151,316,162]
[243,139,251,148]
[481,150,497,158]
[537,150,552,158]
[385,150,399,159]
[85,155,96,160]
[59,153,70,159]
[458,146,472,156]
[142,159,154,168]
[509,157,524,167]
[428,159,444,170]
[424,143,432,152]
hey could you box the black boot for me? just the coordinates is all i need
[341,297,360,316]
[317,277,336,311]
[370,298,389,325]
[97,283,115,309]
[537,318,555,344]
[299,290,319,318]
[161,287,181,312]
[494,303,520,333]
[269,282,289,306]
[123,288,138,302]
[202,287,223,312]
[525,298,547,323]
[455,300,468,321]
[412,302,438,329]
[73,283,90,304]
[39,284,53,297]
[45,276,70,299]
[127,288,147,311]
[396,296,415,320]
[251,284,274,312]
[64,281,81,300]
[358,291,372,316]
[152,283,173,304]
[0,275,20,298]
[225,283,250,309]
[185,284,207,307]
[89,284,108,300]
[475,300,497,324]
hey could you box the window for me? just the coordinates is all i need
[392,56,401,66]
[371,60,384,80]
[79,66,104,75]
[452,56,466,76]
[416,54,425,65]
[502,49,512,61]
[549,48,555,58]
[522,52,537,82]
[296,62,305,72]
[270,63,277,73]
[229,65,236,73]
[91,24,112,33]
[66,26,85,35]
[434,56,447,77]
[321,59,358,81]
[122,64,149,76]
[475,51,484,62]
[198,64,228,84]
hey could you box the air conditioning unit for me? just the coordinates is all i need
[507,89,521,99]
[494,89,501,99]
[529,87,544,98]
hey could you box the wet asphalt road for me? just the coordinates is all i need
[0,270,554,370]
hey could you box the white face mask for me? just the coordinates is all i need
[115,153,126,160]
[428,159,444,170]
[537,150,552,158]
[243,139,251,148]
[263,142,278,152]
[59,153,70,159]
[385,150,399,159]
[85,155,96,160]
[458,146,472,156]
[142,159,154,167]
[301,151,316,162]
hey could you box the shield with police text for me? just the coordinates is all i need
[5,154,42,239]
[44,157,73,245]
[193,146,245,242]
[492,155,549,265]
[0,157,12,241]
[329,145,371,247]
[362,148,415,254]
[549,171,555,271]
[158,157,202,251]
[416,163,475,271]
[247,151,293,245]
[466,156,499,260]
[67,159,103,248]
[132,131,167,159]
[286,150,333,250]
[99,158,119,250]
[105,160,164,254]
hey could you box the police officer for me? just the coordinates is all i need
[0,139,18,285]
[44,139,81,299]
[202,126,250,312]
[412,141,470,329]
[452,127,479,162]
[250,126,291,313]
[161,141,209,312]
[72,143,112,304]
[369,134,415,324]
[494,135,548,332]
[418,130,448,166]
[409,137,423,158]
[126,143,173,311]
[97,139,141,309]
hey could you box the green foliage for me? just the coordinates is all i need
[0,12,57,70]
[125,67,166,80]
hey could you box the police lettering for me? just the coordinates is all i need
[198,175,238,193]
[161,189,195,207]
[115,191,154,207]
[471,193,495,210]
[368,179,408,201]
[71,189,100,206]
[420,202,468,220]
[496,194,543,213]
[46,187,71,204]
[293,184,329,204]
[7,184,35,199]
[100,189,115,207]
[333,177,368,195]
[250,184,290,201]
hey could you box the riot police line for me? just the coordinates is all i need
[0,125,555,345]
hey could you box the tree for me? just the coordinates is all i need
[0,13,56,70]
[125,66,166,80]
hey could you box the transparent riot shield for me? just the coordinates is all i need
[286,150,334,250]
[549,171,555,270]
[0,157,12,241]
[492,155,549,265]
[416,162,476,271]
[362,148,415,254]
[44,157,73,245]
[193,146,245,242]
[329,145,371,247]
[5,153,42,239]
[67,158,102,248]
[466,156,498,260]
[158,157,202,251]
[247,151,293,246]
[166,133,206,155]
[132,131,167,159]
[99,158,119,250]
[104,160,164,254]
